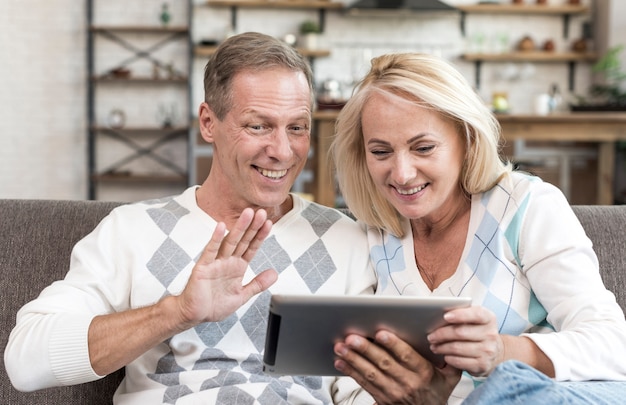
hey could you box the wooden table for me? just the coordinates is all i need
[313,111,626,207]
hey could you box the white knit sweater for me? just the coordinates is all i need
[5,187,377,405]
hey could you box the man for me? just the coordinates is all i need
[5,32,376,404]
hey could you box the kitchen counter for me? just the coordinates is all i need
[312,111,626,206]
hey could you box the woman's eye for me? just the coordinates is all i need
[416,145,435,153]
[370,149,390,156]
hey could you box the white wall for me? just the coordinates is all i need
[1,0,623,200]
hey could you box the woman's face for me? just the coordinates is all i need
[361,91,467,222]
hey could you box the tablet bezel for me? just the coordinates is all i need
[263,294,472,376]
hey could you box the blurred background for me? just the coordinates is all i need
[1,0,624,205]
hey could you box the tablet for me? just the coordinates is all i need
[262,294,472,376]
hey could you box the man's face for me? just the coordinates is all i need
[200,68,312,212]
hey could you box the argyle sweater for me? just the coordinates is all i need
[367,172,626,405]
[6,187,377,404]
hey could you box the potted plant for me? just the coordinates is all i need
[299,20,321,50]
[571,45,626,111]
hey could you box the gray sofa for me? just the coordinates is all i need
[1,199,626,404]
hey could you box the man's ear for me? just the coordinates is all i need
[198,102,216,143]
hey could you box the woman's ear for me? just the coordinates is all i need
[198,102,216,143]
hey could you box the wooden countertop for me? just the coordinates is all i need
[495,112,626,123]
[314,110,626,123]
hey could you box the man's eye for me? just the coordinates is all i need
[289,125,309,134]
[248,124,270,133]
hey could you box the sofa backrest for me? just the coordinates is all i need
[0,200,625,405]
[0,199,125,405]
[572,205,626,312]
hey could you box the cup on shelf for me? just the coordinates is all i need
[534,94,551,116]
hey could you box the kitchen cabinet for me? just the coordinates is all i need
[458,3,596,90]
[87,1,192,200]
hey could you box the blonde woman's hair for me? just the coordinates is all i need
[331,53,512,237]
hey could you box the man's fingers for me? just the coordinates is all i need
[240,219,272,262]
[217,208,255,258]
[219,209,270,259]
[198,222,227,265]
[242,269,278,298]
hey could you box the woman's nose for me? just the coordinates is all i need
[391,154,415,185]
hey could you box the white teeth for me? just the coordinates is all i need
[258,168,287,179]
[397,184,426,195]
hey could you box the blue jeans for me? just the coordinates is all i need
[462,360,626,405]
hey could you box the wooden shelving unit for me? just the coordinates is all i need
[206,0,343,10]
[194,45,330,58]
[92,173,188,184]
[459,2,594,90]
[205,0,342,32]
[90,26,190,34]
[458,3,589,37]
[462,51,597,63]
[87,1,192,199]
[457,4,588,14]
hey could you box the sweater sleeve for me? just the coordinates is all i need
[333,376,375,405]
[518,182,626,381]
[5,209,132,391]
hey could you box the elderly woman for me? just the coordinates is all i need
[330,53,626,404]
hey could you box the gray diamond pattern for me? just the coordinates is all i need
[240,291,271,351]
[148,201,344,403]
[301,204,341,237]
[294,239,336,293]
[147,237,192,288]
[214,384,255,405]
[193,348,238,371]
[163,385,193,404]
[258,381,290,404]
[250,236,291,275]
[194,312,239,348]
[147,200,190,235]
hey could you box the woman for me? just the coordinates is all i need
[330,53,626,404]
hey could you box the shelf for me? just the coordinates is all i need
[462,51,598,91]
[462,51,598,63]
[91,126,190,134]
[194,45,330,58]
[457,4,588,15]
[207,0,343,33]
[92,76,189,83]
[90,26,189,34]
[458,3,589,38]
[92,173,188,184]
[206,1,343,10]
